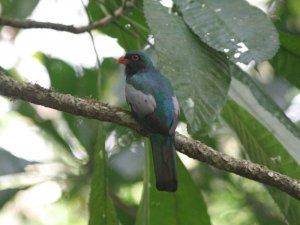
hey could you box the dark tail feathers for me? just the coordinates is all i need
[150,134,177,192]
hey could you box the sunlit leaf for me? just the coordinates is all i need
[136,139,211,225]
[222,100,300,224]
[174,0,279,64]
[226,64,300,223]
[144,0,231,135]
[229,65,300,165]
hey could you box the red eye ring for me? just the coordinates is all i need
[131,55,140,61]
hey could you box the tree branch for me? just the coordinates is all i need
[0,72,299,200]
[0,0,134,34]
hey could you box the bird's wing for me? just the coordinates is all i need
[125,83,156,117]
[144,95,179,135]
[125,83,179,135]
[125,68,180,135]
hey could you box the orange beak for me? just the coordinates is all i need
[117,57,129,64]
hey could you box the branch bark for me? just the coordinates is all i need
[0,0,134,34]
[0,72,300,200]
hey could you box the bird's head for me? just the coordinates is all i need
[117,51,154,76]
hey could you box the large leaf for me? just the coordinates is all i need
[136,140,211,225]
[222,100,300,224]
[88,130,118,225]
[229,64,300,165]
[144,0,231,135]
[174,0,279,64]
[227,64,300,224]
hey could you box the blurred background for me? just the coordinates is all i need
[0,0,299,224]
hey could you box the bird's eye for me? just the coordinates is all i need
[131,55,140,61]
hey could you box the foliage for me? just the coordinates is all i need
[0,0,300,225]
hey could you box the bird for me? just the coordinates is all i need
[117,51,179,192]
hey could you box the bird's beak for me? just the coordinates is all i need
[117,57,129,64]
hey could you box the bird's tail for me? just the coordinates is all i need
[149,133,177,192]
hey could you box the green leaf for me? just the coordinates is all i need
[87,0,149,50]
[44,55,99,97]
[0,0,38,19]
[144,0,231,135]
[136,139,211,225]
[226,64,300,223]
[271,47,300,88]
[88,129,118,225]
[174,0,279,64]
[271,32,300,89]
[44,57,78,95]
[229,64,300,165]
[287,0,300,19]
[278,31,300,56]
[222,100,300,224]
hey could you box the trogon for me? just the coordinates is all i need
[117,51,179,192]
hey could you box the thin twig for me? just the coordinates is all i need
[0,73,299,200]
[0,0,135,34]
